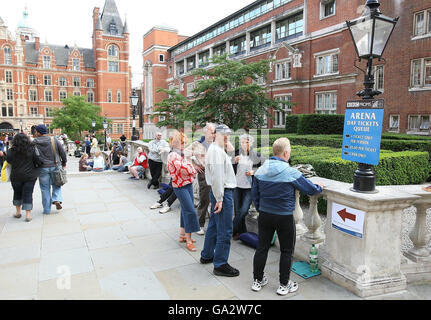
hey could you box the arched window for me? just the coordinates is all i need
[107,90,112,103]
[108,45,119,73]
[87,91,94,103]
[4,46,12,65]
[117,90,121,103]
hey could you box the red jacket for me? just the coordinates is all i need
[133,152,148,169]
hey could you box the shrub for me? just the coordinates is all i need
[285,115,299,133]
[297,114,345,135]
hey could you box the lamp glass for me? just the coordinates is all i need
[130,95,139,107]
[103,122,108,129]
[349,17,373,58]
[372,17,395,57]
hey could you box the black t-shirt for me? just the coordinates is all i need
[6,147,39,182]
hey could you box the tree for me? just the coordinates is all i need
[188,54,290,131]
[151,88,190,130]
[51,96,107,139]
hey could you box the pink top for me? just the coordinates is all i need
[167,151,197,188]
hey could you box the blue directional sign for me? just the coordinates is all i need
[341,100,385,166]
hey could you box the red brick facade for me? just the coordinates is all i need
[142,0,431,134]
[0,0,132,138]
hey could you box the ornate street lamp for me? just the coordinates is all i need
[103,118,108,151]
[19,119,23,132]
[346,0,398,193]
[91,119,96,134]
[130,89,139,141]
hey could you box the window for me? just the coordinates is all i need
[107,91,112,103]
[230,36,246,56]
[1,104,6,117]
[44,75,52,86]
[43,56,51,69]
[72,58,80,71]
[29,89,37,101]
[73,91,81,97]
[413,9,431,37]
[315,51,339,76]
[213,44,226,56]
[408,115,430,132]
[59,77,67,86]
[109,22,118,35]
[176,61,185,76]
[86,79,95,88]
[168,65,172,74]
[275,13,303,41]
[187,56,196,72]
[44,90,53,102]
[320,0,336,19]
[8,104,13,117]
[29,74,37,85]
[59,91,67,101]
[45,107,54,118]
[73,77,81,87]
[274,95,292,127]
[316,91,337,114]
[4,46,12,65]
[87,91,94,103]
[389,115,399,131]
[411,58,431,88]
[30,107,38,116]
[6,88,13,100]
[117,90,121,103]
[159,54,164,63]
[275,60,292,80]
[5,71,12,83]
[250,26,271,50]
[116,123,124,134]
[372,65,384,91]
[198,51,210,67]
[108,45,119,73]
[187,82,195,97]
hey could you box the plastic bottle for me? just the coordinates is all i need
[309,244,319,273]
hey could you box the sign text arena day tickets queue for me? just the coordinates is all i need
[346,111,381,132]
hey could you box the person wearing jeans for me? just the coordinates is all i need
[251,137,323,296]
[147,132,169,189]
[33,125,67,214]
[200,124,239,277]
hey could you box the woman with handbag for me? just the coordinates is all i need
[6,133,41,222]
[33,125,67,215]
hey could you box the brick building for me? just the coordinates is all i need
[0,0,132,139]
[142,0,431,135]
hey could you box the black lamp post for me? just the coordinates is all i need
[91,119,96,135]
[103,118,108,151]
[130,89,139,141]
[346,0,398,193]
[19,119,23,133]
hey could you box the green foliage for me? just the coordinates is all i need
[151,88,190,129]
[296,114,345,135]
[285,115,299,133]
[50,96,107,140]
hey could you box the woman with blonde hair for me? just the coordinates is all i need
[167,130,200,252]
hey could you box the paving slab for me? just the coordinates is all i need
[84,225,130,250]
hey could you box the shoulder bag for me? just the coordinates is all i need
[33,144,44,168]
[51,137,68,187]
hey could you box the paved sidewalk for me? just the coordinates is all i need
[0,157,430,300]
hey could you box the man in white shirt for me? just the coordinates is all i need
[200,124,239,277]
[147,132,169,189]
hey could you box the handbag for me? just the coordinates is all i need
[51,137,68,187]
[1,161,11,182]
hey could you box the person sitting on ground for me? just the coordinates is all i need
[250,137,323,296]
[112,151,128,172]
[92,150,105,172]
[79,153,92,172]
[128,147,148,180]
[150,179,177,214]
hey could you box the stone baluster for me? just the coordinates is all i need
[404,203,431,262]
[303,194,324,243]
[293,190,308,236]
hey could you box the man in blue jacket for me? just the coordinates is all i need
[251,137,323,296]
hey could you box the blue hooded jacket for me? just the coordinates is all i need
[251,156,322,215]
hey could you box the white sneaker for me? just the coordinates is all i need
[150,202,162,209]
[159,205,171,214]
[196,228,205,235]
[276,280,298,295]
[251,274,268,292]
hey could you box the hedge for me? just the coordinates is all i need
[284,114,345,135]
[285,115,299,133]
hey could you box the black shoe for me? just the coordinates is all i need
[213,263,240,277]
[147,182,152,189]
[200,257,213,264]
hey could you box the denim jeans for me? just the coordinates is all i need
[173,183,200,234]
[253,211,296,286]
[39,167,63,214]
[233,187,252,235]
[11,179,37,211]
[200,189,234,268]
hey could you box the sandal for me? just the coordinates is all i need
[186,241,197,252]
[25,217,32,222]
[179,235,196,243]
[13,213,22,219]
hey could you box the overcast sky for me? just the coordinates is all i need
[1,0,253,87]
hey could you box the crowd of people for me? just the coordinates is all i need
[2,122,324,296]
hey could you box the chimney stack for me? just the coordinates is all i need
[35,36,40,50]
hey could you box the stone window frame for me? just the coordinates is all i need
[4,70,12,83]
[87,91,94,103]
[45,107,54,118]
[107,44,120,73]
[6,88,13,101]
[59,91,67,101]
[44,89,53,102]
[320,0,336,20]
[43,74,52,86]
[3,46,12,65]
[389,114,399,132]
[43,55,51,69]
[372,65,384,92]
[314,48,340,77]
[413,8,431,38]
[72,58,80,71]
[28,74,37,85]
[30,106,38,116]
[315,90,337,114]
[274,58,292,81]
[274,94,292,127]
[410,57,431,89]
[58,77,67,86]
[29,89,38,102]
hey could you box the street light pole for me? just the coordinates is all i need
[130,89,139,141]
[103,118,108,151]
[91,119,96,135]
[19,119,23,133]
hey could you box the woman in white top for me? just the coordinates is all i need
[232,134,264,240]
[92,150,105,172]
